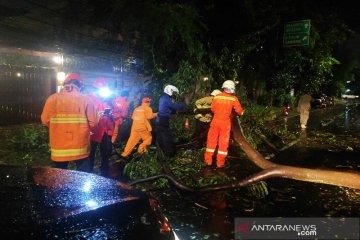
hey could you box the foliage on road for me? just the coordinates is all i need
[0,124,49,166]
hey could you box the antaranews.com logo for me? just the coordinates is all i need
[234,218,359,240]
[236,222,317,237]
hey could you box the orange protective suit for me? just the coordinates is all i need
[204,91,244,167]
[111,96,129,143]
[41,85,97,161]
[121,100,156,157]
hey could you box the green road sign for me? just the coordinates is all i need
[284,32,310,46]
[283,19,311,46]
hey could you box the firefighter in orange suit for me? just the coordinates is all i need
[111,91,129,144]
[41,73,97,172]
[204,80,244,168]
[121,97,157,157]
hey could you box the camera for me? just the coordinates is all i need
[104,108,111,115]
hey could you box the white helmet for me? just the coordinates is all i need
[222,80,235,93]
[164,85,179,96]
[210,89,221,96]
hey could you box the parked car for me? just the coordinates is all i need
[311,94,328,108]
[0,165,177,240]
[341,93,359,99]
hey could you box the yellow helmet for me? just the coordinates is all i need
[210,89,221,96]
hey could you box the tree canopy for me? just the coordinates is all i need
[1,0,358,104]
[85,0,356,103]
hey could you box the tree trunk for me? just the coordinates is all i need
[231,115,360,190]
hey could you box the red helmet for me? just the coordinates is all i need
[64,73,83,88]
[94,77,108,89]
[142,97,151,103]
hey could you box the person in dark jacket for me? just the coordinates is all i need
[156,85,189,157]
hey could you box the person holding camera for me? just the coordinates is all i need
[88,77,116,177]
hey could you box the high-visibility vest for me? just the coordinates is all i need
[41,87,97,161]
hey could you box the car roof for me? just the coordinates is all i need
[0,165,158,239]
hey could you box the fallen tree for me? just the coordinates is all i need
[128,115,360,192]
[230,116,360,189]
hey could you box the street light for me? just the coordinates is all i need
[99,87,112,98]
[52,55,63,65]
[56,72,66,92]
[57,72,65,82]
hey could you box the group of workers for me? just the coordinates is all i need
[154,80,244,168]
[41,73,244,177]
[154,80,244,169]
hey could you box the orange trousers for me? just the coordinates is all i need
[204,122,231,167]
[121,129,152,157]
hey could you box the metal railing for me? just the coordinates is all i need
[0,65,56,125]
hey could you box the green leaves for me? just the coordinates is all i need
[5,124,50,166]
[11,124,49,151]
[123,153,169,189]
[197,173,233,187]
[247,181,269,199]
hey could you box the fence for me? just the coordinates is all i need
[0,65,56,125]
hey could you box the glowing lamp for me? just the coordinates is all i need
[52,56,63,64]
[99,87,112,98]
[85,200,98,208]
